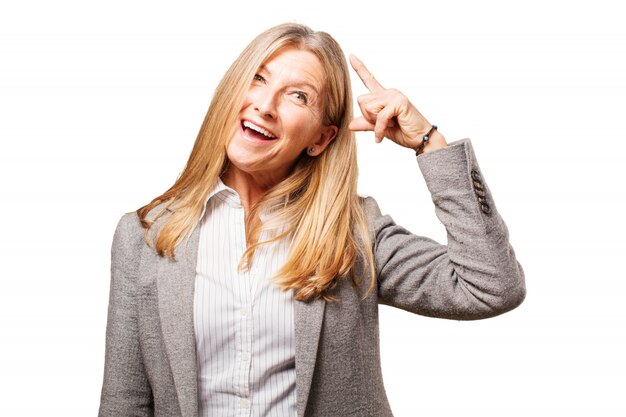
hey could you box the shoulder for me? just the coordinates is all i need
[113,210,147,241]
[111,212,145,265]
[358,195,397,240]
[114,201,171,243]
[112,201,174,260]
[359,195,382,219]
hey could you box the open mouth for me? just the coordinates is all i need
[242,120,278,141]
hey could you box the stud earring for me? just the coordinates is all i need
[308,147,316,154]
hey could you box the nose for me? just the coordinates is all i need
[253,90,278,120]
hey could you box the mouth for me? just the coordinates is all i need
[241,120,278,142]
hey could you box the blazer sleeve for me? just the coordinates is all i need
[369,138,526,320]
[99,213,154,416]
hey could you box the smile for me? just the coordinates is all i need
[242,120,278,141]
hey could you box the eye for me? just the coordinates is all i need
[291,91,309,105]
[253,74,265,83]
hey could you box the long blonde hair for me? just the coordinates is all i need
[137,23,375,301]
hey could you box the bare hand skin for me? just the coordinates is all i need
[348,54,448,153]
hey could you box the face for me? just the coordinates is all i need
[225,47,338,186]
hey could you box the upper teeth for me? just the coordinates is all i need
[243,121,276,139]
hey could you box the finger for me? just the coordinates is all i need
[356,93,375,106]
[349,116,375,132]
[357,93,396,128]
[374,107,395,143]
[349,54,385,93]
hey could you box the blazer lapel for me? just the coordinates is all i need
[156,225,201,417]
[294,296,326,417]
[153,213,327,417]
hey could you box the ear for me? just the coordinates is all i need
[307,125,338,156]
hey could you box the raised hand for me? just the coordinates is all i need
[348,54,447,152]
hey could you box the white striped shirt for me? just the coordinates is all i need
[193,179,297,417]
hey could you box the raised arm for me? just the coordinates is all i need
[350,55,525,319]
[366,140,525,320]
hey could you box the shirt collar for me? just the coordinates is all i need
[198,177,242,221]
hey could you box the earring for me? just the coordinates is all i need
[308,147,316,154]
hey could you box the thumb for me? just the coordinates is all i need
[349,116,375,132]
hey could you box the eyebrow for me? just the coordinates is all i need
[258,65,321,97]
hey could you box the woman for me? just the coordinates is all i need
[99,23,525,417]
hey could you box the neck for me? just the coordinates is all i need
[221,164,284,213]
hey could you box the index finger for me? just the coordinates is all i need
[349,54,385,93]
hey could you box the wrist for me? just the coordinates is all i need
[413,125,448,155]
[421,129,448,153]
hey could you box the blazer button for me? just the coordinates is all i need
[473,180,484,191]
[471,170,481,180]
[478,196,486,204]
[481,203,491,214]
[475,187,486,197]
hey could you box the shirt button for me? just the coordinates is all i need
[241,351,250,361]
[240,398,250,408]
[240,307,248,316]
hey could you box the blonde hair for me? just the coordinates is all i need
[137,23,375,301]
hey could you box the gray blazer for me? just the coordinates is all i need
[99,139,525,417]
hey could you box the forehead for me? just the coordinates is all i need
[260,48,325,91]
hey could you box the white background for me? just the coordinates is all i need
[1,0,625,415]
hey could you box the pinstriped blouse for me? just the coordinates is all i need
[193,179,297,417]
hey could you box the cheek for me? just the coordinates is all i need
[284,111,324,142]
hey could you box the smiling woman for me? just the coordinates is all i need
[99,22,525,417]
[225,47,338,190]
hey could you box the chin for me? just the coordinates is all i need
[226,139,265,173]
